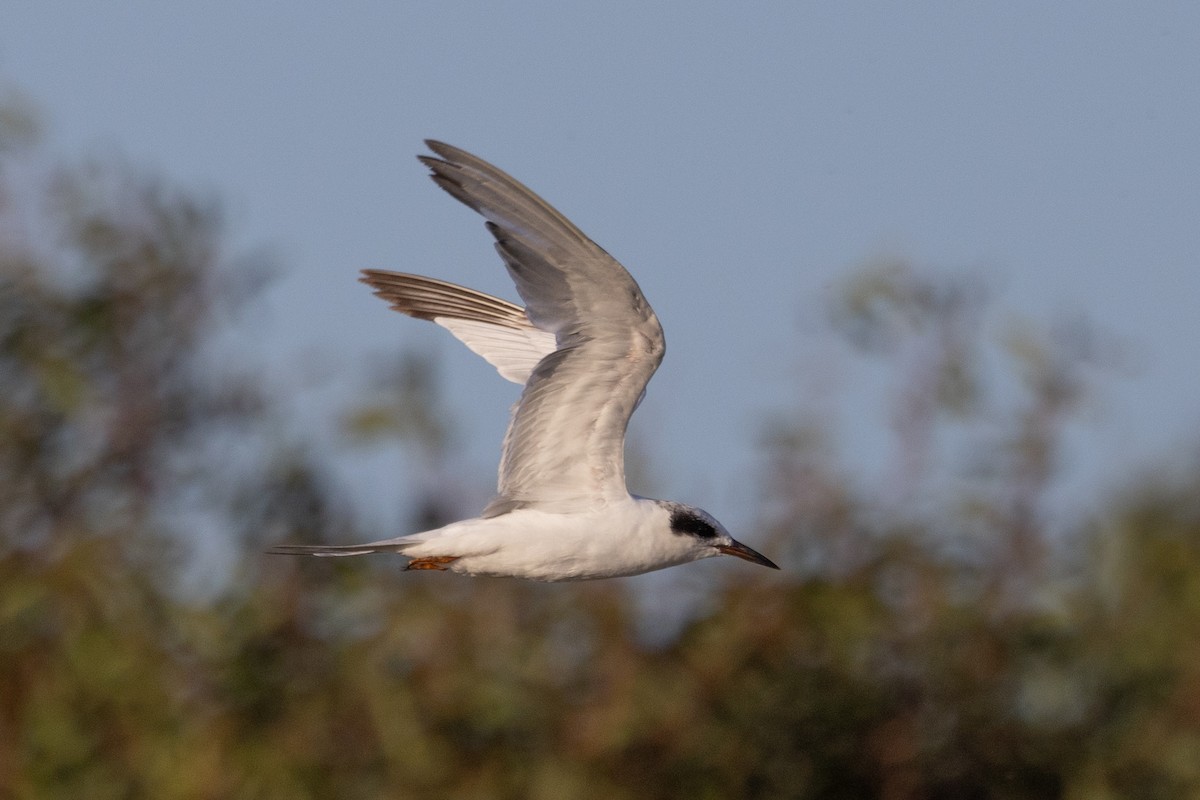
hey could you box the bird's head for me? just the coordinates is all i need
[666,504,779,570]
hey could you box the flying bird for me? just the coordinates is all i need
[268,141,779,580]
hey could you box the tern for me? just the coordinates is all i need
[269,141,779,580]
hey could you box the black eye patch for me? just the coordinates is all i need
[669,508,718,539]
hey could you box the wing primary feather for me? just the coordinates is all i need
[360,269,556,385]
[361,270,531,329]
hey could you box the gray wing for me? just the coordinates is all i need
[361,270,556,385]
[420,140,665,513]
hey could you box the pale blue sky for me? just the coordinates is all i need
[5,3,1199,539]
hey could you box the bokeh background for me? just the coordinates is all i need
[3,4,1199,798]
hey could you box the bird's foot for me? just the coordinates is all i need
[405,556,460,571]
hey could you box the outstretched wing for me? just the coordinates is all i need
[361,270,555,385]
[420,140,665,513]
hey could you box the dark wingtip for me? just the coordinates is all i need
[422,140,460,162]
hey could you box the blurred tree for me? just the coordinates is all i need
[0,83,356,798]
[341,351,462,531]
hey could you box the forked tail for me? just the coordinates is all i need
[266,540,415,558]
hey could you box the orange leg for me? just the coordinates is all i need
[405,555,460,571]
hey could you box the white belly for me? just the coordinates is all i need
[403,501,711,581]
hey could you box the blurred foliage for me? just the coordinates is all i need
[2,91,1199,799]
[343,353,451,455]
[0,84,40,155]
